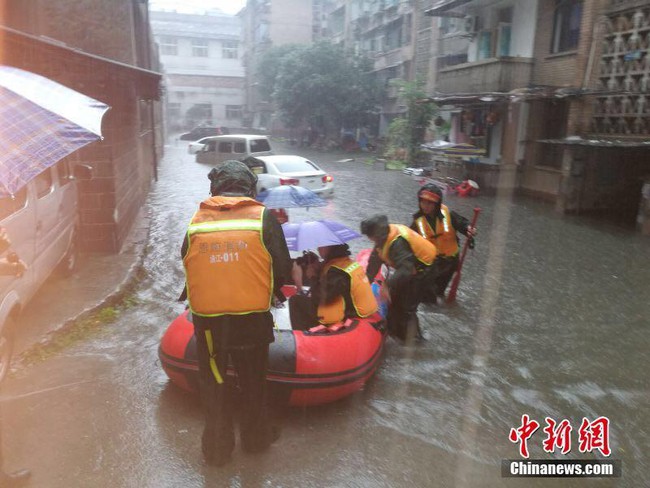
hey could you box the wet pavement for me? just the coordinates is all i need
[2,138,649,487]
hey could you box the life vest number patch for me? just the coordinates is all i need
[209,252,241,264]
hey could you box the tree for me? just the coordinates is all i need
[391,79,438,162]
[256,44,303,101]
[257,42,383,136]
[385,117,409,160]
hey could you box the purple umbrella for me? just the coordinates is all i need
[281,220,361,251]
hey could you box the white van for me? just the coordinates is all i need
[0,160,91,381]
[195,134,273,165]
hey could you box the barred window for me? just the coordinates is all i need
[222,41,238,59]
[192,39,209,57]
[226,105,242,120]
[160,36,177,56]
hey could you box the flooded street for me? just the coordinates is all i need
[4,138,649,487]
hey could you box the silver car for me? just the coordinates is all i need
[0,160,91,381]
[187,136,212,155]
[246,155,334,196]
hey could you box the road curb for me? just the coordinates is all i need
[13,208,152,370]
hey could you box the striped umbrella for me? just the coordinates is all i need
[256,185,327,209]
[0,66,110,195]
[424,142,485,158]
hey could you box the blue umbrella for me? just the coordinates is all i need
[256,185,327,209]
[0,66,110,195]
[282,220,361,252]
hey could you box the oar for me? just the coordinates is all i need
[446,207,481,304]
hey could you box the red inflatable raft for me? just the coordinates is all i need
[159,251,387,407]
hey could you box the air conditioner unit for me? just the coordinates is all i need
[464,15,479,33]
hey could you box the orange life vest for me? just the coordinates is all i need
[316,256,378,325]
[413,205,459,257]
[379,224,437,268]
[183,196,273,317]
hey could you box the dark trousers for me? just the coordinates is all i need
[418,257,457,303]
[195,329,273,464]
[387,276,421,341]
[288,294,319,330]
[434,256,459,296]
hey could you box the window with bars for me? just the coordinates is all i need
[222,41,238,59]
[226,105,242,120]
[160,36,177,56]
[192,39,209,57]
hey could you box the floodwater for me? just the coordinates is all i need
[4,139,649,487]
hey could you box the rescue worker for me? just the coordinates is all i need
[288,244,378,329]
[360,215,437,343]
[181,161,292,467]
[410,184,476,303]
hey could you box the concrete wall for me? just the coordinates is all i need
[511,0,538,57]
[7,0,138,65]
[270,0,313,45]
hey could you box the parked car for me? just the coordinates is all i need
[187,136,213,155]
[0,160,92,382]
[179,126,221,141]
[195,134,273,166]
[243,155,334,196]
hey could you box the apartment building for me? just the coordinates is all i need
[240,0,319,130]
[150,9,245,132]
[427,0,650,230]
[326,0,419,134]
[525,0,650,229]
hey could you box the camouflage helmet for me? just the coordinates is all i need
[207,160,258,197]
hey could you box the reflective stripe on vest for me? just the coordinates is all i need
[380,224,437,268]
[184,198,273,317]
[414,205,458,257]
[188,219,263,234]
[317,257,378,324]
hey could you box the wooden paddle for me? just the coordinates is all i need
[446,207,481,304]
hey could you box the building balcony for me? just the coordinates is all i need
[436,57,533,94]
[373,46,411,71]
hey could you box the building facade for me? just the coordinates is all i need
[427,0,650,231]
[325,0,419,134]
[1,0,163,252]
[150,9,245,132]
[240,0,319,130]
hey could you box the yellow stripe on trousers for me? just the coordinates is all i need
[204,330,224,384]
